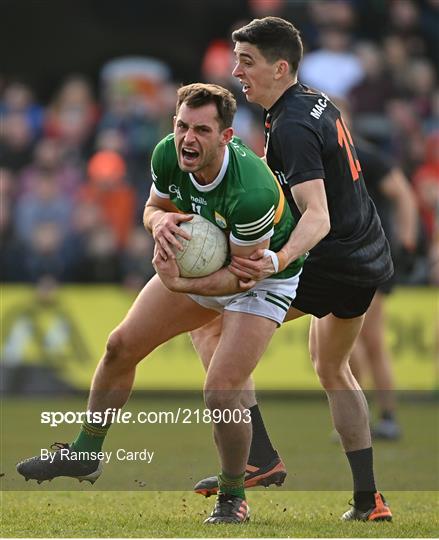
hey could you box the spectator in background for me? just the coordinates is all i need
[44,75,99,165]
[0,112,35,172]
[349,42,397,115]
[14,171,72,246]
[62,200,104,281]
[348,42,396,145]
[412,131,439,255]
[0,81,44,139]
[387,0,425,57]
[201,39,264,155]
[79,150,135,248]
[387,98,425,176]
[425,89,439,134]
[0,171,27,281]
[25,222,66,282]
[0,202,27,282]
[76,224,122,283]
[95,127,127,155]
[299,26,364,98]
[18,137,84,197]
[98,57,176,216]
[419,0,439,68]
[382,34,411,89]
[300,0,357,50]
[121,227,155,291]
[0,166,18,206]
[404,59,436,121]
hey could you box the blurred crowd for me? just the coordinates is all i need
[1,0,438,289]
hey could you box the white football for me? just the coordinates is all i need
[173,214,228,277]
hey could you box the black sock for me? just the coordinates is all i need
[248,404,278,467]
[346,447,377,510]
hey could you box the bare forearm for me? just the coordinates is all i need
[143,205,165,233]
[172,267,243,296]
[280,208,330,265]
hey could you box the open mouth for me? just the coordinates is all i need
[241,82,250,93]
[182,148,200,162]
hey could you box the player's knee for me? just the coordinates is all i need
[204,390,238,412]
[103,328,139,368]
[314,358,349,388]
[104,329,125,364]
[203,380,241,412]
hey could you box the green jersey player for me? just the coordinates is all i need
[16,83,303,525]
[151,133,303,280]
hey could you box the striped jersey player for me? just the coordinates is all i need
[151,133,304,283]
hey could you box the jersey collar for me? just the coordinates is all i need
[267,81,302,116]
[189,145,229,192]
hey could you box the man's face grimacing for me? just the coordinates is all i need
[173,102,232,181]
[232,42,288,110]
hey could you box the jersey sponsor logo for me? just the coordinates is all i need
[310,94,329,120]
[190,195,207,206]
[215,211,227,229]
[235,206,275,236]
[169,184,183,200]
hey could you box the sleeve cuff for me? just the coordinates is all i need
[230,228,274,246]
[151,183,170,199]
[287,169,325,186]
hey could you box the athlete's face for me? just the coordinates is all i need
[233,42,281,109]
[174,102,232,182]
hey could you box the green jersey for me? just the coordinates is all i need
[151,134,304,279]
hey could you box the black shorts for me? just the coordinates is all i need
[291,266,377,319]
[378,274,395,295]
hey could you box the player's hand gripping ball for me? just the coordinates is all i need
[173,214,228,277]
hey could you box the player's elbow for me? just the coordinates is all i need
[321,212,331,238]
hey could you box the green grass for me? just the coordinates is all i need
[2,490,438,537]
[1,396,438,537]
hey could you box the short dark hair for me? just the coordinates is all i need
[176,83,236,130]
[232,16,303,74]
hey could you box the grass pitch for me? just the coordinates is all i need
[2,490,438,537]
[1,396,438,537]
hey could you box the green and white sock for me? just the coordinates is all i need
[71,421,111,454]
[218,471,246,500]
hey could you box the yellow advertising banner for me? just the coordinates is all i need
[1,285,437,390]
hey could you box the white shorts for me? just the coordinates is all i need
[188,272,301,326]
